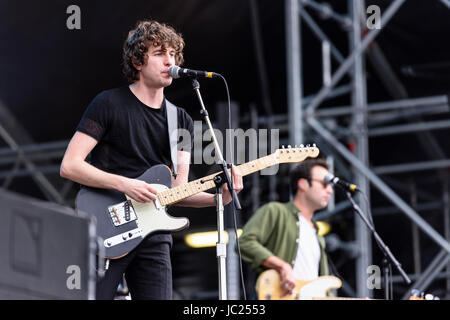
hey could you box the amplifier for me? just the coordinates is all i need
[0,189,99,299]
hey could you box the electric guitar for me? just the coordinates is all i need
[76,145,319,259]
[256,269,438,300]
[256,269,344,300]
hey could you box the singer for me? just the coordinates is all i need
[60,19,243,300]
[238,159,335,298]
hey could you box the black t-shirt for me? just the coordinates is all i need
[76,86,194,178]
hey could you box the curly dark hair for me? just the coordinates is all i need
[122,20,185,83]
[289,158,329,196]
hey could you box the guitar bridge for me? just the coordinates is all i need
[108,200,137,226]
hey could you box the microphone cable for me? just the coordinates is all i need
[346,185,392,280]
[335,181,375,229]
[357,188,376,230]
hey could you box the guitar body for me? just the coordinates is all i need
[256,269,342,300]
[75,165,190,259]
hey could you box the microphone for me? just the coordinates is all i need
[324,173,359,193]
[169,65,220,79]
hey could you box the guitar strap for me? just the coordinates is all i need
[166,99,178,179]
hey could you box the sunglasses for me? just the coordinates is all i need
[309,178,331,188]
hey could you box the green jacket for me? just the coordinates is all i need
[238,201,330,276]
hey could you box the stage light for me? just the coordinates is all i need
[184,229,243,248]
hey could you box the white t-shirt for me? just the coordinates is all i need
[292,214,321,280]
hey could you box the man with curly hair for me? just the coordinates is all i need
[60,20,243,300]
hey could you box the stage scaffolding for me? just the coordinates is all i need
[285,0,450,299]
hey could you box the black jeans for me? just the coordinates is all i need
[96,234,173,300]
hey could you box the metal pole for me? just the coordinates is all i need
[303,0,352,28]
[443,177,450,298]
[392,271,450,284]
[286,0,303,146]
[216,187,227,300]
[314,95,448,117]
[322,41,331,87]
[409,182,421,276]
[216,101,241,300]
[368,119,450,137]
[349,0,371,298]
[373,159,450,175]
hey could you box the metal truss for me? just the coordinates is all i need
[1,0,449,300]
[0,99,72,205]
[286,0,450,299]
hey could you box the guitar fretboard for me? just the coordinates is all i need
[157,154,277,206]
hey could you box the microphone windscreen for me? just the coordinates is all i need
[324,173,335,185]
[169,65,181,79]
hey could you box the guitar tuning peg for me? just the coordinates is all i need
[306,144,310,147]
[282,145,285,148]
[287,145,292,148]
[300,144,304,148]
[312,143,316,147]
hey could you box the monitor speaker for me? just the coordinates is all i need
[0,188,98,299]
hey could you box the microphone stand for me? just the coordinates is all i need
[191,78,241,300]
[342,188,411,299]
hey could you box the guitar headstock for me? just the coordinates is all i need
[274,144,320,164]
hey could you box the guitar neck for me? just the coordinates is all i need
[157,154,277,206]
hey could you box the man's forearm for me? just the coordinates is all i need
[262,255,291,272]
[60,158,125,191]
[175,192,215,208]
